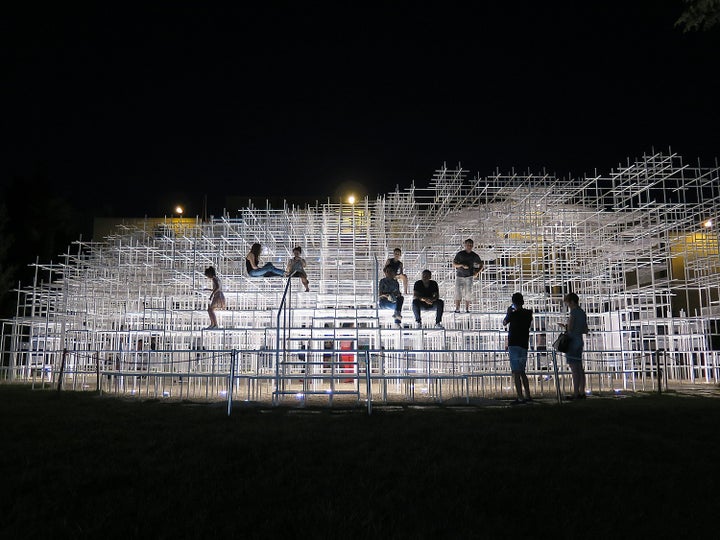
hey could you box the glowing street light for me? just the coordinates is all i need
[347,195,356,205]
[703,219,713,228]
[175,206,184,216]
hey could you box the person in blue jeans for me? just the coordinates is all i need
[560,292,589,400]
[412,269,444,329]
[503,292,534,404]
[378,265,404,327]
[246,243,285,277]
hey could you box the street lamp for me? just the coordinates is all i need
[175,205,184,217]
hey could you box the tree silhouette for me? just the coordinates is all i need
[676,0,720,31]
[0,174,86,319]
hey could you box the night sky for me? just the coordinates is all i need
[2,2,719,223]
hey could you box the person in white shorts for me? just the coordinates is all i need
[452,238,483,313]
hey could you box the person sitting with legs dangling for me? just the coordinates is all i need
[412,269,445,329]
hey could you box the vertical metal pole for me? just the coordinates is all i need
[365,350,372,416]
[57,348,68,393]
[551,350,562,404]
[95,351,101,394]
[227,350,236,417]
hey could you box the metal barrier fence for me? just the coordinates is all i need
[3,346,718,415]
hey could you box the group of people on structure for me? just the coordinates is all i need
[378,239,483,329]
[205,238,590,402]
[204,243,311,329]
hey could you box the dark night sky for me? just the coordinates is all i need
[2,1,719,224]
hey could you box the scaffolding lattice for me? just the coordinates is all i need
[2,151,720,403]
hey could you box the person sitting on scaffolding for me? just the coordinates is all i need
[379,265,404,328]
[384,247,409,295]
[246,243,285,277]
[204,266,226,329]
[286,246,310,291]
[412,269,444,329]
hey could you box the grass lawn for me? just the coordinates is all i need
[1,384,719,539]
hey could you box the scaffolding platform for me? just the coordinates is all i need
[2,151,720,405]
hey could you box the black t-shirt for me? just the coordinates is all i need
[453,250,483,277]
[385,258,404,275]
[413,279,439,301]
[503,307,534,348]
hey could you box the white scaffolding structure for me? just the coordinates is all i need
[2,151,720,404]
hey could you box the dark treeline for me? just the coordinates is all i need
[0,172,91,320]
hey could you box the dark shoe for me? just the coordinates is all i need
[525,397,533,403]
[511,399,524,405]
[565,395,575,400]
[577,394,587,400]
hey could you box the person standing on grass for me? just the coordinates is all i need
[452,238,483,313]
[560,292,589,400]
[503,292,533,404]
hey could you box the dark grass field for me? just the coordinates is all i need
[1,385,719,539]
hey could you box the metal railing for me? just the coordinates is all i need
[3,344,716,416]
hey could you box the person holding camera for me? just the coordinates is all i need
[503,292,534,404]
[379,265,404,328]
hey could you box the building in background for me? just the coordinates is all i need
[2,152,719,403]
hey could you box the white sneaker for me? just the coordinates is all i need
[415,321,422,329]
[394,322,402,329]
[434,323,444,329]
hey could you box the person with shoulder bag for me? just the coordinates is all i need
[559,292,589,400]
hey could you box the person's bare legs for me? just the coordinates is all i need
[569,363,583,397]
[513,371,532,401]
[397,274,409,295]
[520,371,531,400]
[207,307,217,327]
[301,275,309,291]
[513,372,524,400]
